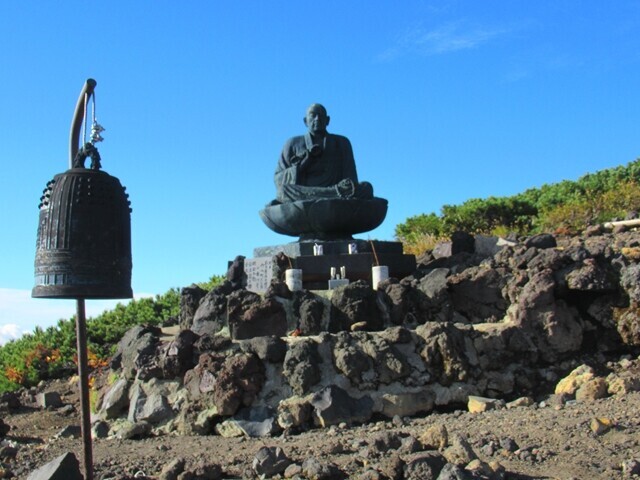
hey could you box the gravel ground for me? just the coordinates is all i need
[3,376,640,479]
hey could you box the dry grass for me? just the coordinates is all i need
[401,233,450,256]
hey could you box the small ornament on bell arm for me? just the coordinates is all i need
[89,92,105,144]
[90,121,105,143]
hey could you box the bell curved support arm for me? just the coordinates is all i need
[69,78,97,168]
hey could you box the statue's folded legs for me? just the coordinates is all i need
[276,179,374,204]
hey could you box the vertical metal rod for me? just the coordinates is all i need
[75,298,93,480]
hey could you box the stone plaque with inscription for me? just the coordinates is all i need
[244,257,274,294]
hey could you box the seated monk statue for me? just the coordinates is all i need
[273,103,374,204]
[260,103,387,240]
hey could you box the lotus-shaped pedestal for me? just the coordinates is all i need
[259,197,388,241]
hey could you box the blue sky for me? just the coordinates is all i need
[1,1,639,342]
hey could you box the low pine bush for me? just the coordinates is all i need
[396,159,640,253]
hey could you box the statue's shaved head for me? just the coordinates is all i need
[307,103,327,116]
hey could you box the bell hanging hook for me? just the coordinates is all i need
[69,79,95,168]
[69,79,104,170]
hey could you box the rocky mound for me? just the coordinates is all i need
[93,230,639,440]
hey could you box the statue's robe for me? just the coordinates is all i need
[274,132,358,203]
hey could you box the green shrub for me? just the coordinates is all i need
[395,213,444,243]
[0,276,224,392]
[197,275,226,291]
[537,180,640,233]
[537,199,593,233]
[600,181,640,219]
[440,196,537,235]
[396,158,640,252]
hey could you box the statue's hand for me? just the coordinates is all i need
[336,178,356,198]
[297,151,312,172]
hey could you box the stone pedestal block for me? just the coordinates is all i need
[247,240,416,292]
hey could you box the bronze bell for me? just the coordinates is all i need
[32,79,132,299]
